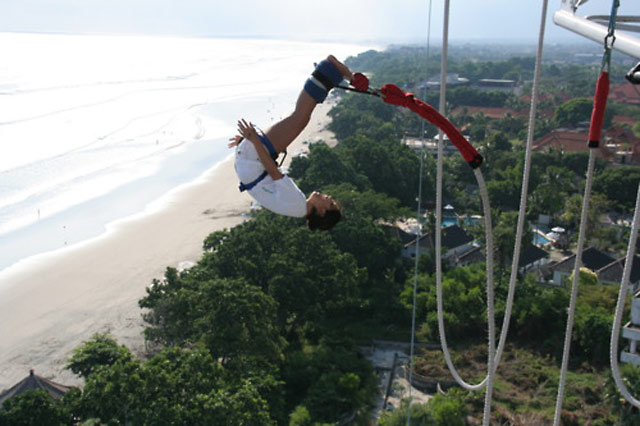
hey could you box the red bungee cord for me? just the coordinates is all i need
[380,83,483,169]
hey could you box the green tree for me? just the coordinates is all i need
[511,274,569,354]
[486,179,520,211]
[378,390,467,426]
[606,364,640,425]
[428,391,467,426]
[143,212,363,344]
[281,342,376,423]
[337,134,422,207]
[0,390,70,426]
[414,265,488,341]
[561,192,609,240]
[491,210,532,278]
[594,166,640,212]
[554,97,613,128]
[66,332,132,379]
[289,405,312,426]
[573,305,612,366]
[141,274,284,364]
[75,346,275,425]
[378,400,436,426]
[197,278,285,365]
[486,131,512,153]
[292,142,367,194]
[527,165,574,218]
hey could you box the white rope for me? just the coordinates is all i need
[406,150,424,424]
[610,183,640,409]
[434,3,548,424]
[494,0,549,376]
[476,170,496,426]
[406,1,432,423]
[553,149,597,426]
[434,2,495,425]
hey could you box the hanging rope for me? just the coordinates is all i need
[553,2,619,424]
[494,0,549,381]
[389,3,497,425]
[333,5,550,424]
[473,0,550,417]
[406,2,432,424]
[610,183,640,409]
[407,148,424,423]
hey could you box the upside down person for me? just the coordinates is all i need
[229,55,368,231]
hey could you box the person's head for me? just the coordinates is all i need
[306,191,342,231]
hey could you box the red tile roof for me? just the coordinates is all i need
[532,129,614,160]
[612,115,636,127]
[609,84,640,105]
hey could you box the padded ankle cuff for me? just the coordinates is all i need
[304,79,328,103]
[315,59,344,86]
[303,59,344,103]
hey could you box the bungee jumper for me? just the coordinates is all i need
[230,55,367,231]
[230,54,482,231]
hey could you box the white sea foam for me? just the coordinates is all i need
[0,32,368,270]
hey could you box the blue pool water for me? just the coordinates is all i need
[533,232,551,245]
[442,217,457,227]
[442,216,480,228]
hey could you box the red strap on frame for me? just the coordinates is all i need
[588,71,610,148]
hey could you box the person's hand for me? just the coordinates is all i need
[237,119,260,144]
[228,135,242,148]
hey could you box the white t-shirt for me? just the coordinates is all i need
[235,140,307,218]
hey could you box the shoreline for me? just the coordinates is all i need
[0,97,338,390]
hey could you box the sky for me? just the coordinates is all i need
[1,1,639,46]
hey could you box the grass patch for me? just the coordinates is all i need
[412,343,615,425]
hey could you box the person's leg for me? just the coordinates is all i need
[265,55,352,153]
[265,90,316,153]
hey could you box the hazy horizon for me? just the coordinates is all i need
[2,1,640,48]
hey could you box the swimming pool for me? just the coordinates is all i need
[441,215,481,228]
[442,217,457,227]
[533,231,552,245]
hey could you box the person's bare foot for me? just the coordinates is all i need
[327,55,353,81]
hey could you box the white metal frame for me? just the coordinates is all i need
[554,0,640,59]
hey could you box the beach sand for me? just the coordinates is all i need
[0,98,338,390]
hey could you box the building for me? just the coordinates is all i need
[532,129,615,161]
[533,126,640,164]
[621,290,640,366]
[403,224,475,262]
[597,255,640,290]
[453,244,550,277]
[0,370,73,408]
[402,136,459,157]
[550,247,616,286]
[519,245,551,275]
[603,126,640,164]
[420,73,470,91]
[609,83,640,105]
[471,79,521,95]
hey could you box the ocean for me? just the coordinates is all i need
[0,32,367,272]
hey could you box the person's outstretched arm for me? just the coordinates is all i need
[236,119,284,180]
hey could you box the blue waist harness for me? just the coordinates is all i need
[238,133,278,192]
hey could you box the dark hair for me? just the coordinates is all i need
[306,207,342,231]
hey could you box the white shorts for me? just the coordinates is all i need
[235,141,307,218]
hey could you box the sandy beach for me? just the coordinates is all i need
[0,99,338,390]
